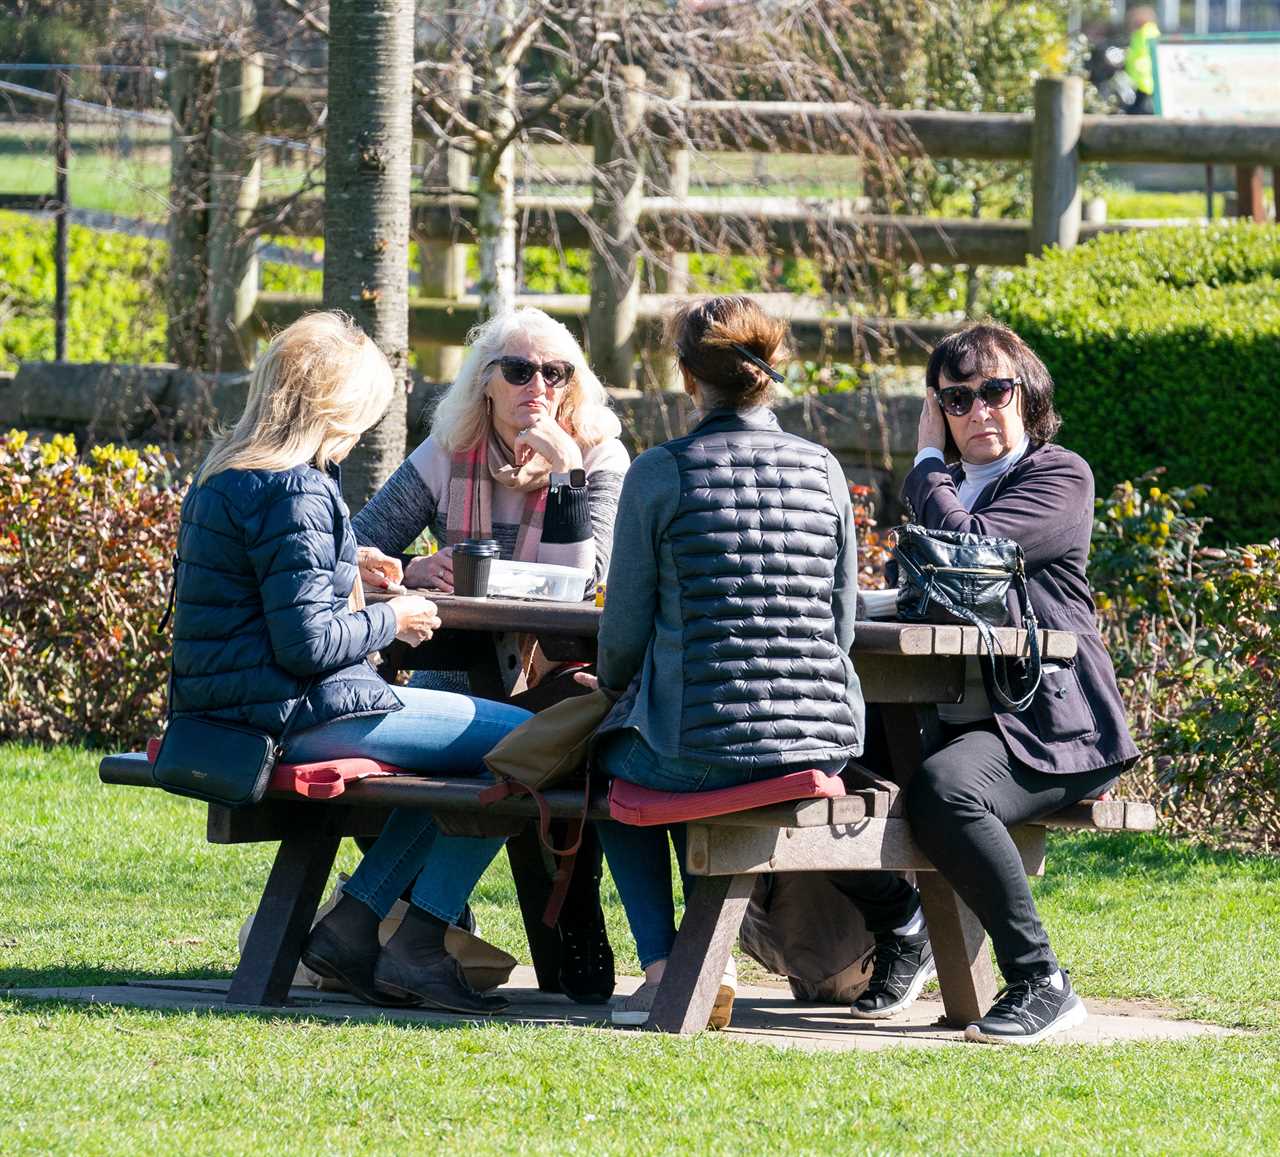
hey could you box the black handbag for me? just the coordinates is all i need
[151,692,313,809]
[891,524,1042,712]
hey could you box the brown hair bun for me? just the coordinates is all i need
[665,295,790,407]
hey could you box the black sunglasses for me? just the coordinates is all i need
[488,356,575,390]
[935,377,1021,417]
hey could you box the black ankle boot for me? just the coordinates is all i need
[301,895,419,1008]
[374,905,509,1015]
[555,833,615,1004]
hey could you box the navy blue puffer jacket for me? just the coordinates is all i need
[170,462,402,737]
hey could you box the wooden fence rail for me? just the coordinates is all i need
[253,86,1280,166]
[159,60,1279,387]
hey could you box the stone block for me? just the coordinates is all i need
[2,362,175,438]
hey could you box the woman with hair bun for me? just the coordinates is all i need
[579,295,866,1027]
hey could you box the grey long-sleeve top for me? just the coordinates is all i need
[351,433,629,591]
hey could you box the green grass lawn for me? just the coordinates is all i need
[2,742,1279,1154]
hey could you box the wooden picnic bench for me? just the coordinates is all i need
[98,593,1156,1033]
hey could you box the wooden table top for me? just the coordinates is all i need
[379,589,1078,661]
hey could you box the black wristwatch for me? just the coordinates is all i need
[550,468,587,490]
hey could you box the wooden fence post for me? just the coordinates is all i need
[1029,75,1082,255]
[651,70,690,392]
[1234,165,1265,222]
[415,63,472,383]
[207,52,264,372]
[165,44,216,369]
[588,64,646,391]
[654,71,690,296]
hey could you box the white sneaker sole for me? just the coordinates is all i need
[848,958,938,1021]
[610,1007,652,1026]
[964,994,1088,1045]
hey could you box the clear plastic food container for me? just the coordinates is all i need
[485,559,593,602]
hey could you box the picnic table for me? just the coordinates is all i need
[99,591,1155,1033]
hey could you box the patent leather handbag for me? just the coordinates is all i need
[892,524,1042,712]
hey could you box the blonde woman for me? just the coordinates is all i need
[354,306,628,611]
[171,312,530,1013]
[347,306,630,1008]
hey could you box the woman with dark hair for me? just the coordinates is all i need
[843,320,1138,1044]
[578,296,865,1027]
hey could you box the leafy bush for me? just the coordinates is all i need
[0,210,167,369]
[0,431,184,748]
[990,222,1280,543]
[1091,473,1280,846]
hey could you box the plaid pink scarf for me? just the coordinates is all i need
[445,434,547,561]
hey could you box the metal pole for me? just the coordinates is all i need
[54,69,69,363]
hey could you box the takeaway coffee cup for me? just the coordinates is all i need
[452,539,500,597]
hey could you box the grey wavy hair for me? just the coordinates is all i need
[430,308,620,451]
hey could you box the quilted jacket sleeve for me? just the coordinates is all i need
[243,486,398,677]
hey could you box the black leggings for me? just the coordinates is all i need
[834,721,1118,983]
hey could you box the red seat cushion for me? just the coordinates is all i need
[145,737,406,800]
[608,769,846,826]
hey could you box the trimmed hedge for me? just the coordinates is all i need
[989,223,1280,543]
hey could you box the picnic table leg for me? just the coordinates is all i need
[505,824,565,992]
[647,872,755,1035]
[226,831,342,1007]
[916,871,998,1028]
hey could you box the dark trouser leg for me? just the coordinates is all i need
[905,723,1118,984]
[829,872,919,934]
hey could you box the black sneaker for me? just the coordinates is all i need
[964,970,1087,1045]
[849,930,937,1020]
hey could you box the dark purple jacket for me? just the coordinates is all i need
[902,441,1139,776]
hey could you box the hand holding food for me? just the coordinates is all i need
[390,594,442,646]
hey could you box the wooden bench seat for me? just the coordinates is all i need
[98,752,1155,1030]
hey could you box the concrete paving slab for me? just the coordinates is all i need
[3,967,1236,1051]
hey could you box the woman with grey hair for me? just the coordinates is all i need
[304,308,629,1014]
[358,306,627,600]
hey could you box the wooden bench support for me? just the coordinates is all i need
[685,819,1047,877]
[226,831,342,1007]
[647,872,755,1035]
[916,872,998,1027]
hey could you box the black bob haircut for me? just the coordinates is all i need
[925,321,1062,462]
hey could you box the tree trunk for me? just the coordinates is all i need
[323,0,414,508]
[474,0,518,320]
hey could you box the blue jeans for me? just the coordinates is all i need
[284,687,531,923]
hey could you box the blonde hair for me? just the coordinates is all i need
[431,308,621,452]
[197,312,394,485]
